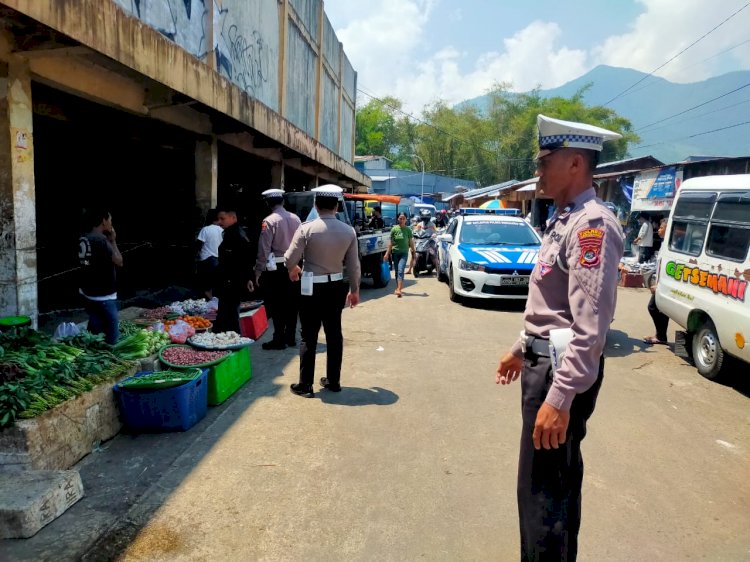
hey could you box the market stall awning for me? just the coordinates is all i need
[343,193,402,204]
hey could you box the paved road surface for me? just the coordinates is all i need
[5,277,750,561]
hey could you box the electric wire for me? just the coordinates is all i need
[602,2,750,106]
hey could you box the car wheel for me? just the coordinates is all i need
[448,269,461,303]
[691,320,727,381]
[437,267,447,282]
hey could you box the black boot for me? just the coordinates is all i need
[319,377,341,392]
[290,383,314,398]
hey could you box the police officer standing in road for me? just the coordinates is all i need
[252,188,302,350]
[284,185,361,398]
[496,115,624,561]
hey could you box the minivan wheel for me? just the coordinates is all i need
[691,321,726,381]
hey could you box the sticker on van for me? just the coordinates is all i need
[663,260,748,302]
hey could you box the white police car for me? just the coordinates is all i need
[437,208,542,302]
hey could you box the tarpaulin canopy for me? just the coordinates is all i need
[343,193,402,204]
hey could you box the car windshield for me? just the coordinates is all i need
[459,220,539,245]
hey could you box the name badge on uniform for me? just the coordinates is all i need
[301,271,314,296]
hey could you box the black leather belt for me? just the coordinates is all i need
[525,336,550,357]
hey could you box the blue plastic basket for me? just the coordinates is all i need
[114,369,208,432]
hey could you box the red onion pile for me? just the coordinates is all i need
[162,346,229,365]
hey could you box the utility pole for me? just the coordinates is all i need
[412,154,425,201]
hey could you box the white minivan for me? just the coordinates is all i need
[655,174,750,380]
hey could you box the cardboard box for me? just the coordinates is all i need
[240,306,268,340]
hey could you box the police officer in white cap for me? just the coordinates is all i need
[496,114,624,561]
[252,188,302,350]
[284,185,360,397]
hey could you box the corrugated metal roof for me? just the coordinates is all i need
[462,180,518,200]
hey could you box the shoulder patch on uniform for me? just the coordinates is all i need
[261,221,268,231]
[577,228,605,268]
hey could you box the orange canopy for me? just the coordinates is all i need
[343,193,402,204]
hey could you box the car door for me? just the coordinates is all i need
[440,218,459,274]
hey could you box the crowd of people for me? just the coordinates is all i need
[77,113,652,561]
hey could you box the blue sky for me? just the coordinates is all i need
[324,0,750,113]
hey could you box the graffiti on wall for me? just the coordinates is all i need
[215,9,270,97]
[114,0,209,59]
[214,2,277,109]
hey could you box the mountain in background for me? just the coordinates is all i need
[459,65,750,165]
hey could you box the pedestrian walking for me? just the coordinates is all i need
[284,185,360,398]
[195,209,223,299]
[78,208,123,344]
[252,188,302,350]
[495,114,624,561]
[383,212,416,297]
[644,218,670,345]
[214,209,254,334]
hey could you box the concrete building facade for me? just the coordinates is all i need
[0,0,369,322]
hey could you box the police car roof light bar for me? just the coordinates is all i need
[459,208,521,216]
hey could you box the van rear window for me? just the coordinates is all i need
[669,221,706,256]
[712,192,750,224]
[706,225,750,262]
[673,192,717,220]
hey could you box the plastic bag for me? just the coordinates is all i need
[167,320,196,344]
[207,297,219,312]
[53,322,80,340]
[381,261,391,282]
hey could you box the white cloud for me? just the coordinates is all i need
[325,0,750,115]
[595,0,750,82]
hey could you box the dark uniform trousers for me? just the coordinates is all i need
[518,352,605,562]
[647,293,669,342]
[214,283,242,334]
[298,280,348,387]
[262,266,300,344]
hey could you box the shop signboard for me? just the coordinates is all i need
[631,167,683,212]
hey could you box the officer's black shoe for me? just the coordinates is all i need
[262,340,287,350]
[290,383,314,398]
[319,377,342,392]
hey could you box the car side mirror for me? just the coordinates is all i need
[438,233,453,243]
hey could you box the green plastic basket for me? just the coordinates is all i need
[0,316,31,332]
[158,344,230,369]
[118,368,203,390]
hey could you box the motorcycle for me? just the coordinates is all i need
[413,228,438,277]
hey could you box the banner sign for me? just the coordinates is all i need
[631,167,683,212]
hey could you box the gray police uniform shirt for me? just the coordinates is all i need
[254,205,302,278]
[284,213,361,293]
[511,187,624,411]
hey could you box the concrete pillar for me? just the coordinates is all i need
[0,56,38,324]
[271,162,284,189]
[195,136,217,215]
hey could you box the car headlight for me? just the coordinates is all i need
[459,259,485,272]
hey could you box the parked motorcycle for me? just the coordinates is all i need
[413,229,438,277]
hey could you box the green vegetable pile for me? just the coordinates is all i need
[113,328,171,360]
[0,328,135,428]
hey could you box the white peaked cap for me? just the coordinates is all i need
[311,184,344,198]
[261,188,285,198]
[537,114,622,157]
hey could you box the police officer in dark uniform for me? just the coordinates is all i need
[284,185,361,398]
[214,209,254,334]
[252,189,302,350]
[496,115,624,561]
